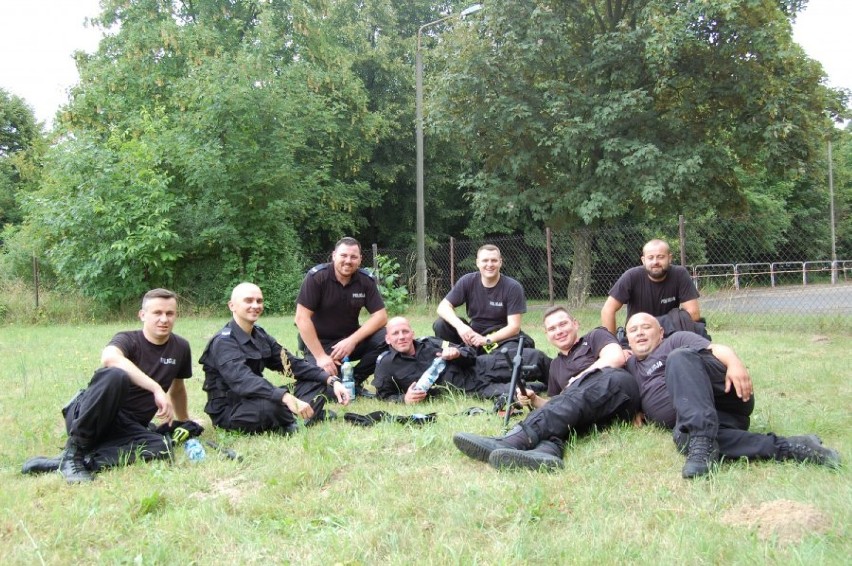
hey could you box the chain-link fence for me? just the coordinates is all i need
[14,215,848,329]
[335,216,850,330]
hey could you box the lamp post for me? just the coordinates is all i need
[415,3,483,303]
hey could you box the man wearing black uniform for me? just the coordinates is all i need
[201,283,338,434]
[295,237,388,393]
[435,244,532,351]
[21,288,194,483]
[373,317,550,404]
[624,312,841,479]
[601,239,700,335]
[452,306,640,471]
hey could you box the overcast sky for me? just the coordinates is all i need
[1,0,850,126]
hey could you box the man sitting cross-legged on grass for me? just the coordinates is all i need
[200,282,347,435]
[372,316,550,404]
[22,288,196,483]
[453,306,641,471]
[624,312,841,479]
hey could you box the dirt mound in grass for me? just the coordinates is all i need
[721,499,831,544]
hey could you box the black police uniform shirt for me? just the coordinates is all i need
[608,265,699,319]
[199,320,289,417]
[373,338,476,402]
[547,327,618,396]
[443,272,527,335]
[625,331,710,428]
[107,330,192,424]
[296,264,385,341]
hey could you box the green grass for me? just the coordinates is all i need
[1,310,850,564]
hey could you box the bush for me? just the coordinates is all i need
[370,254,409,316]
[0,278,111,324]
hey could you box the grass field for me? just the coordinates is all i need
[1,308,849,564]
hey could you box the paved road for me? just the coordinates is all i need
[700,282,852,314]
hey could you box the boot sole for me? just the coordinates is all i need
[682,465,713,479]
[488,448,564,472]
[682,456,720,479]
[787,435,842,468]
[21,458,62,475]
[453,433,496,463]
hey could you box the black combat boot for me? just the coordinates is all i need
[682,436,719,479]
[488,438,564,472]
[21,453,63,475]
[59,438,94,483]
[453,425,536,463]
[776,435,841,468]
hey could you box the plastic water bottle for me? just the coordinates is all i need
[341,357,356,401]
[414,357,446,392]
[184,438,206,462]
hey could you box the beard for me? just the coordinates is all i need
[646,265,670,281]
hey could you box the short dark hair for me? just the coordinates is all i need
[335,236,362,252]
[477,244,501,257]
[542,305,572,322]
[142,288,178,309]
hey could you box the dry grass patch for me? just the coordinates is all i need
[721,499,832,544]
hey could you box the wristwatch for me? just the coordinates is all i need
[485,337,493,345]
[329,376,341,386]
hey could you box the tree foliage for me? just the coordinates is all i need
[827,125,852,258]
[19,0,382,308]
[320,0,475,250]
[429,0,846,302]
[3,1,849,312]
[0,89,42,229]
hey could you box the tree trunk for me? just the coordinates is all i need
[566,225,593,308]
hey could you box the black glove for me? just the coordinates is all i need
[344,411,436,427]
[152,420,205,442]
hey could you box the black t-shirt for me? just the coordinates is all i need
[296,264,385,341]
[107,330,192,424]
[547,328,618,396]
[199,320,291,417]
[443,272,527,334]
[625,331,710,428]
[608,265,699,319]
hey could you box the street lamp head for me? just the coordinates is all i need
[415,1,485,303]
[461,4,484,17]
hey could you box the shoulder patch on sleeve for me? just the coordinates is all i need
[358,267,376,280]
[308,263,328,276]
[219,329,231,336]
[376,350,389,365]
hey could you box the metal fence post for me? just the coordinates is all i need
[33,253,40,309]
[449,236,455,287]
[546,226,554,305]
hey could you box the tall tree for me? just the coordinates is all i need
[826,125,852,259]
[0,89,42,229]
[432,0,846,305]
[321,0,475,252]
[18,0,381,308]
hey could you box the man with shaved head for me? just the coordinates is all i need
[624,312,840,478]
[373,316,550,404]
[601,239,701,337]
[201,283,342,434]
